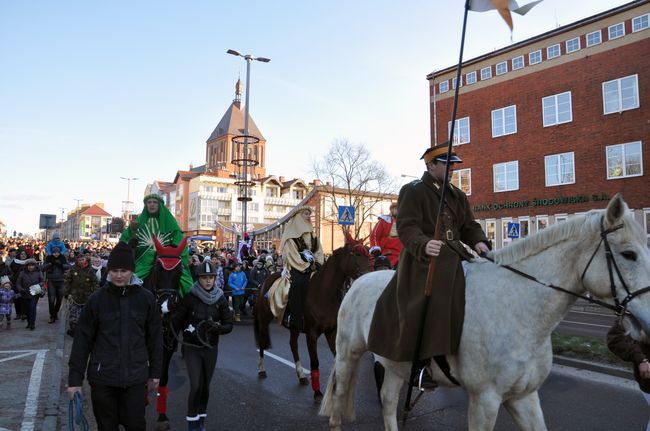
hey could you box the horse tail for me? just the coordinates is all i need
[319,367,336,417]
[318,351,362,422]
[254,273,280,350]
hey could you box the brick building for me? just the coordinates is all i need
[428,0,650,248]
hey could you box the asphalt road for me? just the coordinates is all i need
[556,309,617,338]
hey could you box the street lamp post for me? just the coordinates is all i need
[226,49,270,236]
[120,176,139,223]
[73,198,83,240]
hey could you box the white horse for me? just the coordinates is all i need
[320,195,650,430]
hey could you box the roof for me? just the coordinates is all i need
[81,204,112,217]
[173,170,202,184]
[206,101,265,142]
[281,179,308,189]
[427,0,649,79]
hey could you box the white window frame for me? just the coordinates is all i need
[501,217,513,246]
[545,152,576,187]
[518,216,530,238]
[496,61,508,75]
[466,71,477,85]
[644,209,650,246]
[493,161,519,193]
[633,14,649,32]
[485,219,496,249]
[529,49,542,65]
[606,141,643,180]
[512,55,524,70]
[602,74,639,114]
[448,117,471,146]
[554,214,568,224]
[451,168,472,195]
[546,44,561,59]
[536,215,549,232]
[439,81,449,93]
[608,22,625,40]
[542,91,573,127]
[586,30,602,46]
[566,37,581,53]
[452,76,462,89]
[491,105,517,137]
[480,66,492,80]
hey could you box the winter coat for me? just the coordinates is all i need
[0,262,12,280]
[172,286,233,348]
[248,267,269,291]
[64,265,98,304]
[228,271,247,296]
[42,254,70,282]
[0,288,17,315]
[370,215,403,268]
[68,277,163,388]
[45,239,67,256]
[607,322,650,393]
[16,269,45,299]
[368,170,489,361]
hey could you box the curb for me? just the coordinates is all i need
[42,306,67,431]
[553,354,633,380]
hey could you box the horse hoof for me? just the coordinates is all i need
[299,377,309,386]
[313,391,323,403]
[156,421,170,431]
[258,371,267,379]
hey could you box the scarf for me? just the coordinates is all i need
[190,282,224,305]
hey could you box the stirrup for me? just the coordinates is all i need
[417,367,438,392]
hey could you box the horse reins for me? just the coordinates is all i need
[483,216,650,317]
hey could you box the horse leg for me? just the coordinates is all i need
[503,391,548,431]
[289,329,309,385]
[324,327,337,356]
[467,391,502,431]
[379,367,403,431]
[306,331,322,401]
[156,345,175,430]
[258,348,267,378]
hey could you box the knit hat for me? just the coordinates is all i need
[195,259,216,277]
[107,242,135,271]
[0,276,10,286]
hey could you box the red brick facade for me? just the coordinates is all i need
[429,1,650,247]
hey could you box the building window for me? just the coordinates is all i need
[496,61,508,75]
[586,30,602,46]
[633,14,649,32]
[452,77,462,89]
[466,71,477,85]
[644,209,650,246]
[502,218,513,246]
[566,37,581,53]
[542,91,572,126]
[485,220,496,249]
[602,74,639,114]
[265,187,278,197]
[451,168,472,195]
[491,105,517,137]
[518,217,530,238]
[606,141,643,179]
[512,55,524,70]
[293,190,304,200]
[439,81,449,93]
[493,161,519,192]
[608,22,625,40]
[536,216,548,231]
[480,66,492,80]
[545,152,575,186]
[529,50,542,65]
[555,214,568,224]
[546,44,560,59]
[448,117,470,145]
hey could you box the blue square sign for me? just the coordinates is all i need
[338,206,355,225]
[507,222,520,239]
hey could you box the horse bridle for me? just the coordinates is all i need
[580,217,650,316]
[484,216,650,317]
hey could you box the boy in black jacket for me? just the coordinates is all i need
[67,242,162,431]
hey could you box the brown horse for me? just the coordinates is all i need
[254,240,371,401]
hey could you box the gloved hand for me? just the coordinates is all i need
[300,250,315,263]
[161,299,170,315]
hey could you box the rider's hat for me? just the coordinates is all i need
[420,142,463,164]
[107,241,135,271]
[196,259,217,277]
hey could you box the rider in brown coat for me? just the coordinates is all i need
[368,143,490,387]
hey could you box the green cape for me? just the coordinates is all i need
[119,194,193,296]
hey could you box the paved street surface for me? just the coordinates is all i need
[0,299,648,430]
[555,308,617,338]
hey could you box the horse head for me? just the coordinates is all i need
[150,235,187,303]
[338,232,371,279]
[579,194,650,338]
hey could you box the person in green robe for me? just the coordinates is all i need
[120,194,193,297]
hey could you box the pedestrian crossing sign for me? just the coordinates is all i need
[338,206,355,225]
[507,222,520,239]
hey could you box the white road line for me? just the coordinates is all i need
[20,350,47,431]
[0,350,43,353]
[0,352,40,364]
[561,320,610,328]
[258,350,310,375]
[567,310,615,317]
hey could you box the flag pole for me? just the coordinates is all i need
[403,0,471,421]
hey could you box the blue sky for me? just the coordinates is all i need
[0,0,629,234]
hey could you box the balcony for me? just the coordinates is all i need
[265,197,302,206]
[198,191,232,201]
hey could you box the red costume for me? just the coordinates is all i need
[369,214,403,267]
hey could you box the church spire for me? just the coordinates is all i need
[234,78,243,108]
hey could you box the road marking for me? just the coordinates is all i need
[568,310,615,317]
[258,350,309,374]
[561,320,610,328]
[0,352,40,364]
[20,350,47,431]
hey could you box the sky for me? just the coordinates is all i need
[0,0,631,235]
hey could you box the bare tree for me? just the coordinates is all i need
[312,138,397,240]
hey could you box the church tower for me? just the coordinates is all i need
[205,79,267,178]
